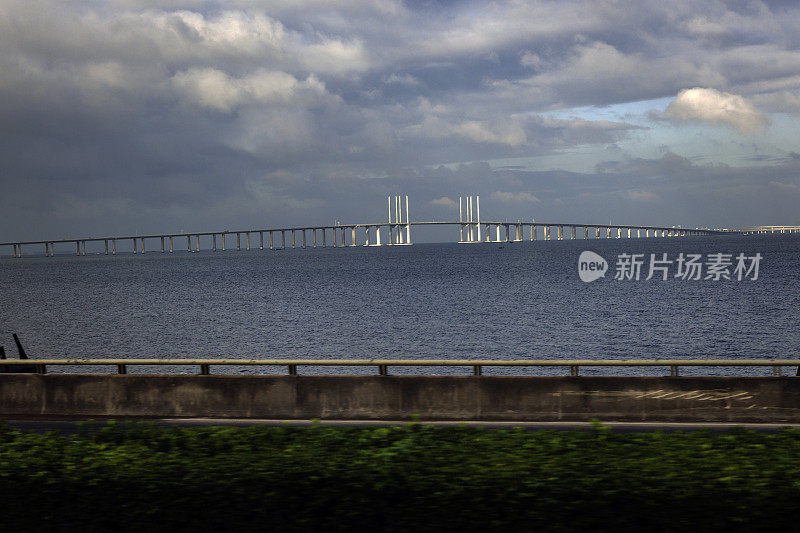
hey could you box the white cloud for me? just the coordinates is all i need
[770,181,800,194]
[491,191,540,203]
[384,73,421,86]
[663,87,769,134]
[171,68,325,111]
[428,196,456,208]
[621,190,658,202]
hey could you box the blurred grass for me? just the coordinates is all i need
[0,420,799,531]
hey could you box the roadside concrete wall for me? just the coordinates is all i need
[2,375,800,422]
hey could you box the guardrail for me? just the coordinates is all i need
[1,359,799,377]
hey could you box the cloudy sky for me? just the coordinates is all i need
[2,0,800,243]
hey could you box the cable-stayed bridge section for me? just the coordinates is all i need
[3,195,795,258]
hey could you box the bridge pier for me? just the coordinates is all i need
[291,230,295,249]
[260,232,264,250]
[236,233,241,251]
[322,229,327,247]
[557,226,563,240]
[583,227,588,239]
[282,231,286,249]
[269,231,274,250]
[187,236,191,253]
[246,232,250,251]
[169,236,173,253]
[351,226,356,247]
[113,239,117,255]
[196,235,200,252]
[160,237,165,253]
[221,234,225,251]
[213,234,217,252]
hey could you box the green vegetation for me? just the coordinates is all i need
[1,421,800,532]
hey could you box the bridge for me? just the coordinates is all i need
[734,225,800,234]
[2,195,798,258]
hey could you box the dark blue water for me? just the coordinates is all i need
[1,235,799,376]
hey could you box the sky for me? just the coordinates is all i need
[2,0,800,243]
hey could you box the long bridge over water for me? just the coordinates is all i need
[3,195,799,258]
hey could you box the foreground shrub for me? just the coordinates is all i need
[0,421,799,532]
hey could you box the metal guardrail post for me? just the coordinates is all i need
[199,364,210,375]
[117,365,127,374]
[570,365,578,376]
[288,364,297,376]
[773,365,782,377]
[473,365,482,376]
[670,365,679,377]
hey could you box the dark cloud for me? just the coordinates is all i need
[2,0,800,243]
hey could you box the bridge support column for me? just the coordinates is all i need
[269,231,274,250]
[342,227,347,246]
[595,228,600,238]
[571,226,576,239]
[236,233,240,251]
[133,238,137,254]
[291,230,295,249]
[169,236,174,252]
[140,238,145,254]
[282,231,286,249]
[160,237,164,253]
[583,227,588,239]
[351,227,356,247]
[246,232,250,251]
[260,232,264,250]
[322,229,327,247]
[104,240,108,255]
[196,235,200,252]
[187,236,191,253]
[113,239,117,255]
[213,234,217,252]
[616,228,621,239]
[558,226,563,240]
[221,234,225,251]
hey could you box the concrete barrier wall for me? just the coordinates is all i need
[2,375,800,422]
